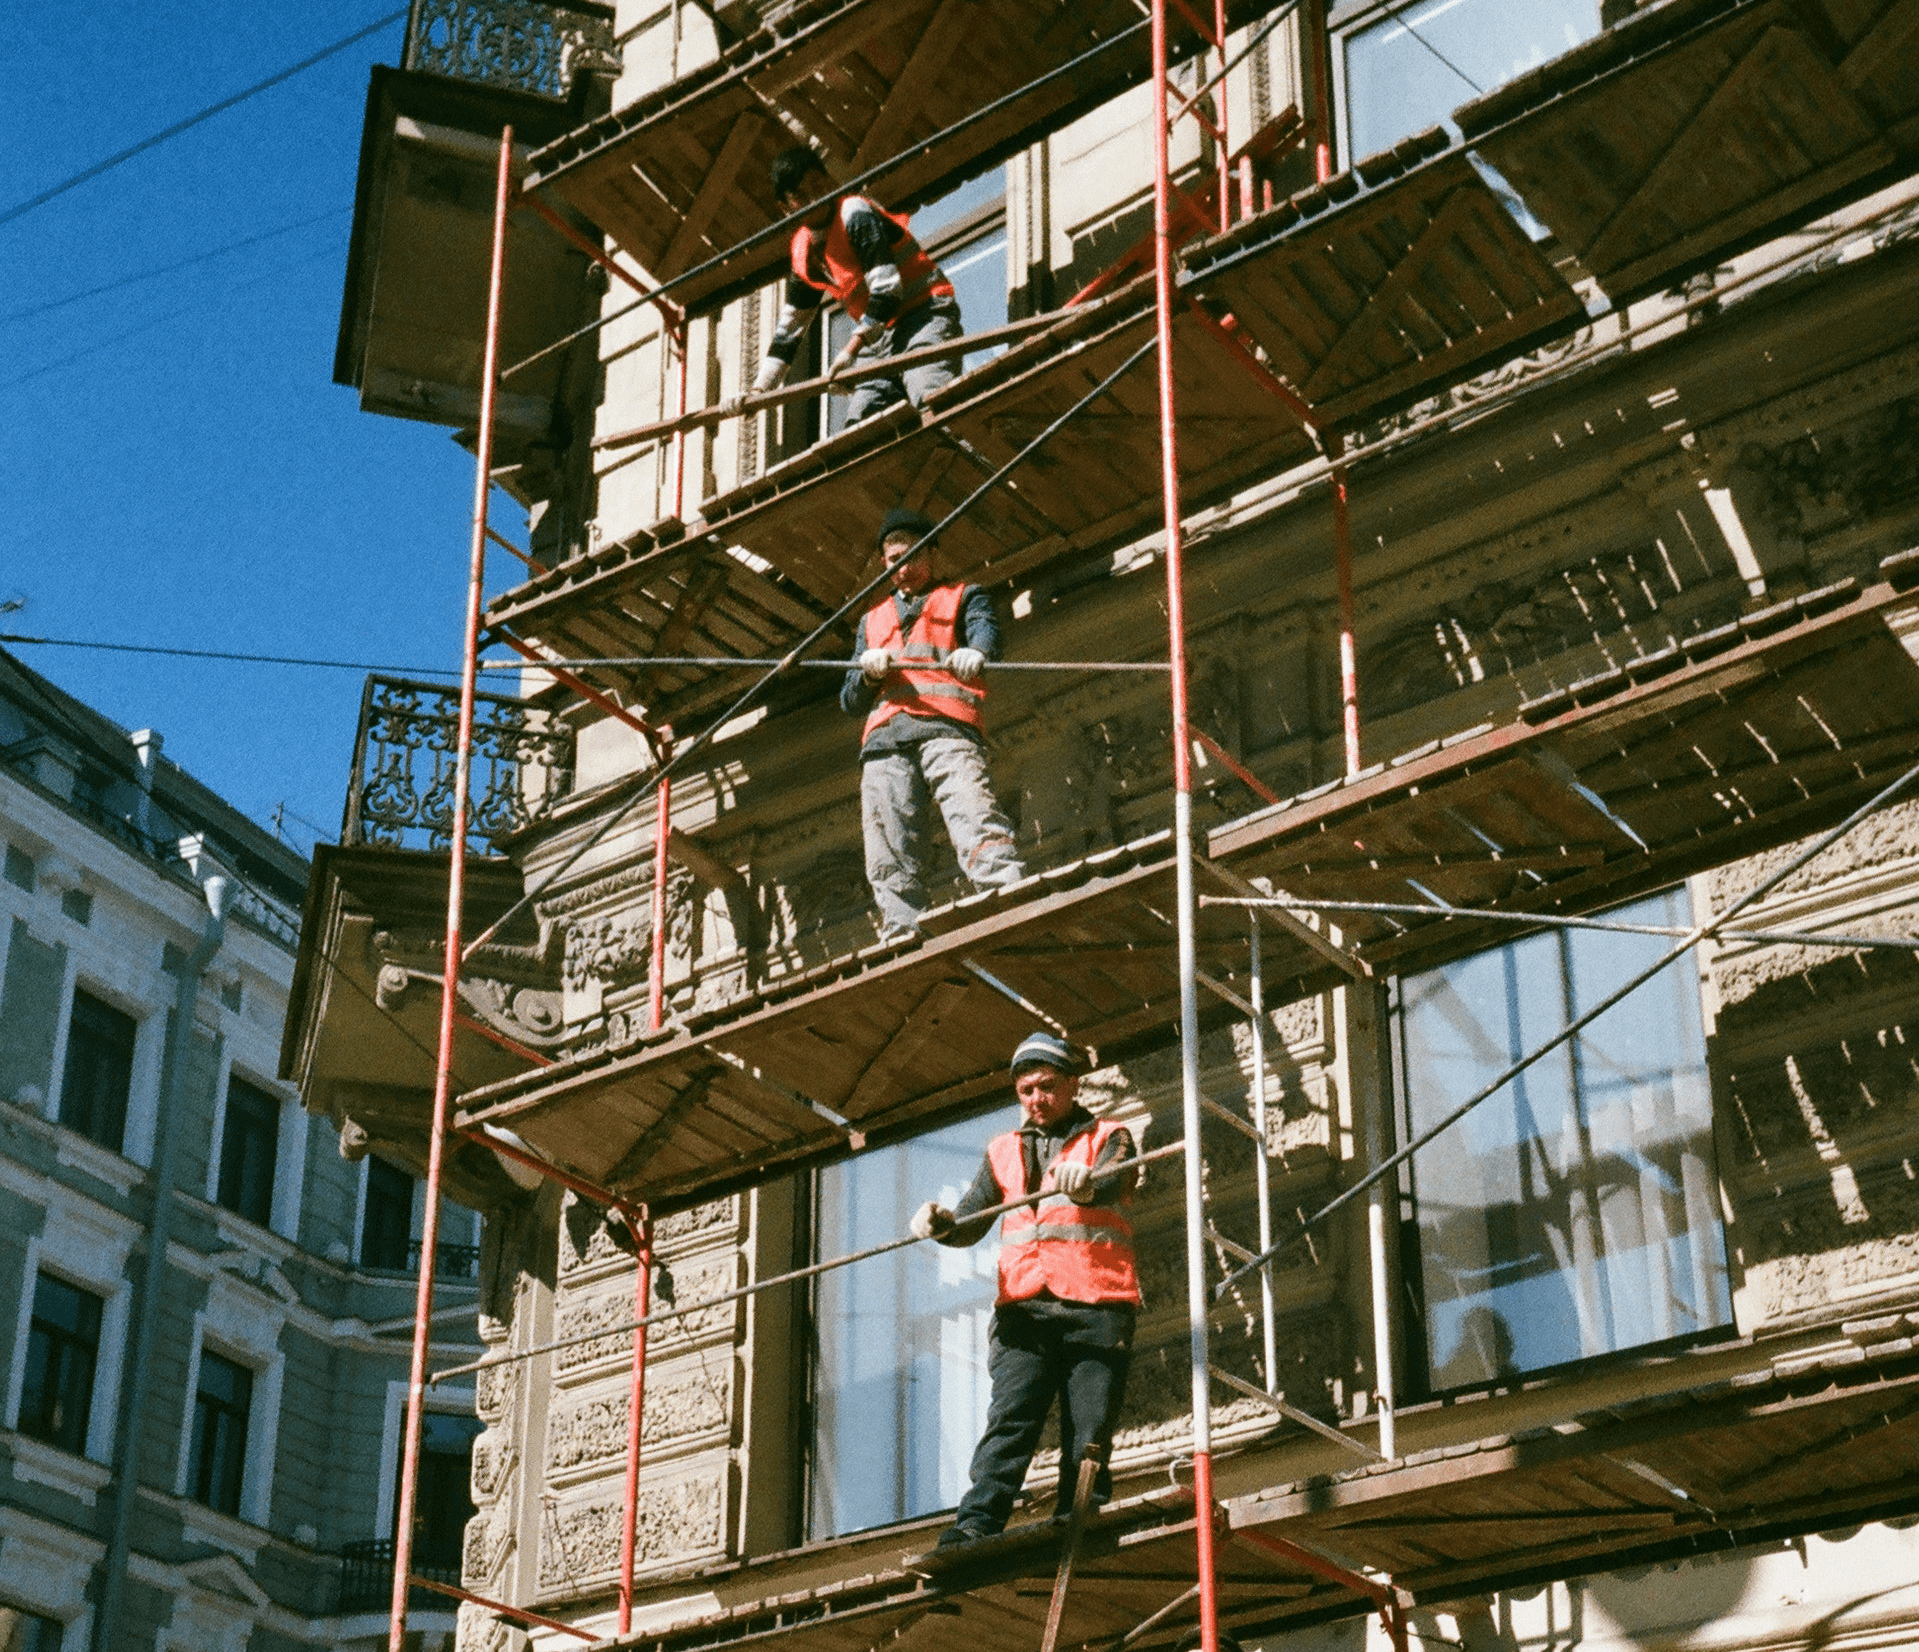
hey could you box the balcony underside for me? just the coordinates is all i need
[522,0,1271,315]
[595,1330,1919,1652]
[1458,0,1919,304]
[456,570,1919,1212]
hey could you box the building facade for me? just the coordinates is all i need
[0,650,484,1651]
[311,2,1919,1650]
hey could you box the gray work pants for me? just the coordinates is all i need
[847,300,963,424]
[860,735,1025,934]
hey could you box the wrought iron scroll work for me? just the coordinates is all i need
[348,675,575,854]
[405,0,619,100]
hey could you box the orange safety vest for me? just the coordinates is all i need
[988,1118,1141,1308]
[790,198,954,324]
[861,585,987,741]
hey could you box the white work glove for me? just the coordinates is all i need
[752,355,789,394]
[1049,1162,1096,1204]
[947,646,985,682]
[828,323,886,378]
[859,647,894,682]
[910,1201,956,1240]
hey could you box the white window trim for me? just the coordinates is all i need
[351,1156,372,1265]
[46,966,167,1173]
[172,1302,285,1531]
[202,1059,305,1244]
[373,1379,477,1540]
[4,1204,136,1467]
[0,1504,102,1652]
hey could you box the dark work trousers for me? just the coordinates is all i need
[950,1295,1135,1538]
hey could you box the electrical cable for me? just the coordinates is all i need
[1368,0,1485,96]
[0,10,406,228]
[0,631,462,676]
[0,205,352,323]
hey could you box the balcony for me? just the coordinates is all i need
[338,1537,462,1614]
[341,674,574,856]
[335,2,619,509]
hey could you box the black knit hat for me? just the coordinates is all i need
[877,507,936,551]
[771,145,827,200]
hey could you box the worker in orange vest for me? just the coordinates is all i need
[840,507,1025,937]
[912,1032,1141,1546]
[749,146,963,424]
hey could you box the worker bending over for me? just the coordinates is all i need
[841,507,1025,937]
[912,1033,1141,1547]
[751,146,963,423]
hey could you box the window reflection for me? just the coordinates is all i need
[1343,0,1600,162]
[810,1111,1001,1538]
[1398,887,1732,1390]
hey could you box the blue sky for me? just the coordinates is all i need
[4,3,514,856]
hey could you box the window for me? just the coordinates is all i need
[403,1411,483,1574]
[215,1076,279,1227]
[19,1273,102,1454]
[1342,0,1600,162]
[0,1608,63,1652]
[57,990,137,1154]
[188,1350,253,1516]
[810,1112,1001,1538]
[1397,887,1732,1391]
[361,1158,415,1270]
[2,845,33,892]
[58,890,91,927]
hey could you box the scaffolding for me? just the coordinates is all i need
[362,2,1919,1648]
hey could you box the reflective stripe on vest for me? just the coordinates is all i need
[790,198,954,324]
[861,584,987,741]
[987,1120,1141,1308]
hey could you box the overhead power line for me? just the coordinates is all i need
[1,205,352,323]
[0,8,405,229]
[0,632,459,677]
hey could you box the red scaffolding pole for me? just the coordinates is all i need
[1151,1,1221,1648]
[388,122,514,1652]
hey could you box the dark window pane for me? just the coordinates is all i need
[58,990,137,1154]
[407,1411,484,1571]
[1399,888,1732,1390]
[1344,0,1600,161]
[0,1607,65,1652]
[3,844,34,891]
[189,1350,253,1517]
[19,1274,102,1455]
[362,1159,414,1270]
[216,1077,279,1227]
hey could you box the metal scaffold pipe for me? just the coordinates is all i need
[481,655,1176,673]
[1151,0,1221,1644]
[388,122,512,1652]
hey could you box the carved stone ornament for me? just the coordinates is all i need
[537,1473,726,1593]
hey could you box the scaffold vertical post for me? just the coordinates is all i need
[388,121,513,1652]
[1332,455,1360,776]
[1249,920,1278,1390]
[617,1212,653,1635]
[1153,4,1221,1649]
[1305,0,1334,184]
[650,730,674,1033]
[671,320,691,523]
[1214,0,1232,230]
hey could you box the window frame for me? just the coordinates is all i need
[1389,887,1737,1399]
[359,1156,416,1271]
[16,1272,104,1457]
[212,1073,280,1229]
[53,986,139,1155]
[186,1347,254,1519]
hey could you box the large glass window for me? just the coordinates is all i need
[810,1112,1002,1538]
[19,1273,102,1454]
[189,1349,253,1517]
[215,1075,279,1227]
[1342,0,1600,162]
[57,990,137,1154]
[1398,887,1732,1391]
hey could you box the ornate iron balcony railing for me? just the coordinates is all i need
[403,0,619,100]
[342,675,575,855]
[338,1537,463,1613]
